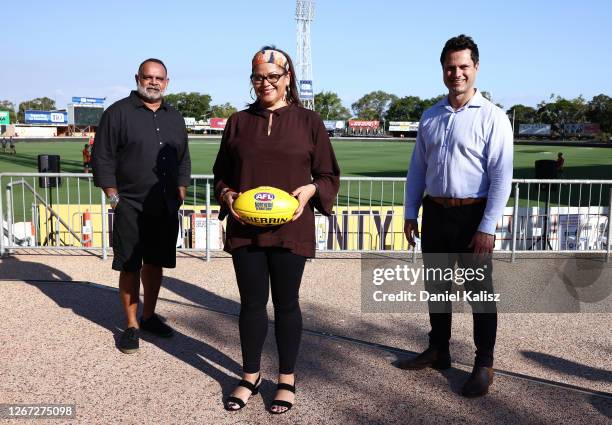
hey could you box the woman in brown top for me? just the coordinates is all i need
[214,46,340,414]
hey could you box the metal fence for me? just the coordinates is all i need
[1,173,610,260]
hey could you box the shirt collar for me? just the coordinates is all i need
[248,101,293,118]
[439,89,484,111]
[129,90,169,111]
[468,89,485,107]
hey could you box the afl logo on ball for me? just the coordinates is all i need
[254,192,275,202]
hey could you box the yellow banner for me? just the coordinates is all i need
[37,204,416,250]
[37,204,107,247]
[36,204,223,248]
[315,206,413,251]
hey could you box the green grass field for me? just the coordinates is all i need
[1,138,611,222]
[1,138,611,179]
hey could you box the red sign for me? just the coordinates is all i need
[583,123,601,135]
[348,120,379,129]
[210,118,227,129]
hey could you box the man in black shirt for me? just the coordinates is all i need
[8,136,16,155]
[92,58,191,353]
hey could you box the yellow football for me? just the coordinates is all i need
[233,186,299,227]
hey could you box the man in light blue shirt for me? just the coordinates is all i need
[400,35,513,397]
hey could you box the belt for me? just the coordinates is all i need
[428,196,486,208]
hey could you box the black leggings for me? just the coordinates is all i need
[231,246,307,374]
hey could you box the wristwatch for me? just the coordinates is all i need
[108,193,120,206]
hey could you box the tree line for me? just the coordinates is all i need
[507,94,612,133]
[314,91,612,134]
[0,93,239,124]
[2,92,611,134]
[1,98,55,124]
[163,93,237,119]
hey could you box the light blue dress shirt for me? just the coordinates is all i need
[404,90,513,235]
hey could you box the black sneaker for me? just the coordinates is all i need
[118,327,139,354]
[140,314,174,338]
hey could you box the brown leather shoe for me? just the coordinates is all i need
[461,366,494,397]
[397,347,451,370]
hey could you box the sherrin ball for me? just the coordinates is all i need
[233,186,299,227]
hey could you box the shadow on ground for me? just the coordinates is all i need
[2,257,241,400]
[1,256,610,423]
[522,351,612,384]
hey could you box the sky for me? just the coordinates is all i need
[2,0,611,113]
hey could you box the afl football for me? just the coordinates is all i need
[233,186,299,227]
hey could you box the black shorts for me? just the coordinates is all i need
[111,201,179,272]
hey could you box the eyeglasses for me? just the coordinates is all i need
[250,72,286,85]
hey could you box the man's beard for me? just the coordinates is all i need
[137,82,164,102]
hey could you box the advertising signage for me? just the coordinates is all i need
[0,111,10,125]
[72,97,105,104]
[24,110,68,125]
[563,122,601,135]
[323,120,345,131]
[348,120,380,129]
[299,80,314,100]
[518,123,551,136]
[209,118,227,129]
[388,121,419,132]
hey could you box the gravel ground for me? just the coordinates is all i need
[0,252,610,424]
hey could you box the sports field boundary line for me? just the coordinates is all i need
[5,278,612,401]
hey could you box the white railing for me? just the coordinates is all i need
[1,173,610,261]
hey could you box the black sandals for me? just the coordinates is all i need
[269,381,296,414]
[224,375,261,411]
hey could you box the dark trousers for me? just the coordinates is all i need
[421,196,497,367]
[231,246,307,374]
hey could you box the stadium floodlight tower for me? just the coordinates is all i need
[295,0,315,110]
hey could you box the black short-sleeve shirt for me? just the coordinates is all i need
[92,91,191,213]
